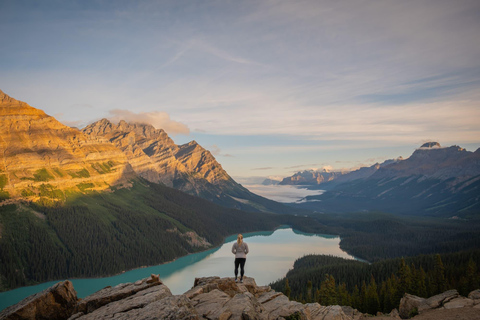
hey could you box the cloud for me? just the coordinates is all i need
[209,144,234,157]
[108,109,189,136]
[251,167,275,171]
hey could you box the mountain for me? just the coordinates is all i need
[0,90,134,203]
[293,143,480,217]
[279,169,345,186]
[280,159,402,189]
[82,119,292,213]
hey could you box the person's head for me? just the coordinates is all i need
[237,234,243,245]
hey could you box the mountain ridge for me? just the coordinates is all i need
[288,143,480,217]
[81,118,292,213]
[0,90,134,202]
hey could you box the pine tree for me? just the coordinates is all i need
[417,267,427,298]
[351,285,361,310]
[285,278,291,299]
[337,282,350,306]
[307,280,313,303]
[396,258,412,304]
[433,254,446,294]
[360,280,367,312]
[366,275,380,315]
[320,274,337,305]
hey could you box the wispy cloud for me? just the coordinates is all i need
[209,144,234,157]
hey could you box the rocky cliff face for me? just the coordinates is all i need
[0,275,364,320]
[81,119,291,213]
[0,90,134,201]
[82,119,232,189]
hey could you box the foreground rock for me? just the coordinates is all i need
[2,274,478,320]
[399,289,480,319]
[0,275,358,320]
[0,280,78,320]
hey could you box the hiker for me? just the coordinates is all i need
[232,233,249,283]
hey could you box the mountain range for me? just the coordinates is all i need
[286,142,480,217]
[0,89,288,213]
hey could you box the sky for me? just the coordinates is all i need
[1,0,480,180]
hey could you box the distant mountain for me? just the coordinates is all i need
[293,143,480,217]
[262,178,281,185]
[0,90,134,203]
[280,160,402,189]
[279,169,345,186]
[82,119,291,213]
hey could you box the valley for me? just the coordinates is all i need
[0,89,479,317]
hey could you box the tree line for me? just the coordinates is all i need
[270,251,480,315]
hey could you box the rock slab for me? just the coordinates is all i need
[0,280,78,320]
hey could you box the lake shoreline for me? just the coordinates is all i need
[0,226,360,311]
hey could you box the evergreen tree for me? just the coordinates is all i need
[285,278,291,299]
[319,274,337,305]
[351,285,360,310]
[307,280,313,303]
[337,282,350,306]
[366,275,380,315]
[432,254,446,294]
[396,258,412,304]
[360,281,367,312]
[417,267,427,298]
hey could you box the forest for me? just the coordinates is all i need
[270,250,480,315]
[311,211,480,262]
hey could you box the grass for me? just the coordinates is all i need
[91,161,115,174]
[0,174,7,189]
[76,182,95,192]
[33,168,54,182]
[52,168,64,177]
[68,168,91,178]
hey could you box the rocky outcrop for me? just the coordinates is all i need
[0,275,360,320]
[399,289,480,319]
[0,90,134,201]
[0,280,78,320]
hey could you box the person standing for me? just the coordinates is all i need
[232,234,249,283]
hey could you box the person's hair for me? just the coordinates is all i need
[237,234,243,245]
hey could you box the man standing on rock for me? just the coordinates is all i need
[232,234,249,283]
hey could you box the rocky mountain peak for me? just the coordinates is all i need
[0,90,133,200]
[420,142,441,148]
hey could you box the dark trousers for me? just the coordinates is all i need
[234,258,246,279]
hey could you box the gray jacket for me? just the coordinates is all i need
[232,242,249,259]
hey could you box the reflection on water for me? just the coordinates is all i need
[0,227,358,311]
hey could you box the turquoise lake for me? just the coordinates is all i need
[0,227,359,311]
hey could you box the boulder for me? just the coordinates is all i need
[98,295,198,320]
[468,289,480,301]
[75,274,162,314]
[425,289,458,308]
[191,288,232,319]
[0,280,78,320]
[71,283,172,319]
[399,293,428,319]
[443,297,474,309]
